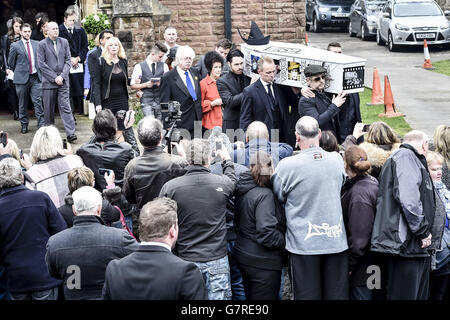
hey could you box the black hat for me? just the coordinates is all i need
[238,21,270,46]
[304,64,327,77]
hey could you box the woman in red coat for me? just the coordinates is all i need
[200,51,223,129]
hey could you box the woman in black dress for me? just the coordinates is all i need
[92,36,129,132]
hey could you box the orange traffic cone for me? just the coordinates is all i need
[422,39,434,69]
[367,67,384,105]
[305,32,309,46]
[379,75,404,118]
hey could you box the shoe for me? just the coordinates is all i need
[14,111,19,120]
[67,134,77,143]
[21,125,28,134]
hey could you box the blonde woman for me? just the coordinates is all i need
[434,125,450,189]
[92,36,129,131]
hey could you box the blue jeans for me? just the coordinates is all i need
[350,286,373,300]
[194,256,232,300]
[112,215,133,235]
[141,102,162,121]
[10,287,58,300]
[227,241,246,300]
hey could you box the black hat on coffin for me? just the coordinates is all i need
[238,21,270,45]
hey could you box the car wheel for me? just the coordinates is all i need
[376,29,385,45]
[313,14,322,33]
[349,21,356,37]
[388,31,398,52]
[361,23,368,41]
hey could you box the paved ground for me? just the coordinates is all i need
[308,29,450,137]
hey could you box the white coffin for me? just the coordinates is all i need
[240,41,366,94]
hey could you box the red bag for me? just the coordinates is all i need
[113,205,136,240]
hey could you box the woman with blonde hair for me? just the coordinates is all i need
[434,125,450,189]
[92,36,129,132]
[24,126,84,208]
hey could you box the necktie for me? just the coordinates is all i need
[151,62,155,74]
[185,71,197,101]
[69,28,73,35]
[53,40,58,54]
[26,41,33,74]
[267,83,276,108]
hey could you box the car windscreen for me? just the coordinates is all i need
[393,2,442,16]
[366,0,386,10]
[318,0,355,4]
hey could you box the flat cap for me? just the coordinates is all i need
[304,64,327,77]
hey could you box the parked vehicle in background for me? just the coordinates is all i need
[376,0,450,51]
[349,0,387,40]
[305,0,356,32]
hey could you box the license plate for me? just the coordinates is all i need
[332,13,349,17]
[416,33,436,39]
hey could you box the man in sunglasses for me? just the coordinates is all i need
[298,64,347,140]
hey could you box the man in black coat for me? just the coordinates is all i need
[240,56,287,142]
[58,8,88,116]
[102,197,208,300]
[160,45,202,137]
[217,49,250,133]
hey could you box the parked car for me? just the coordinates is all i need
[349,0,387,40]
[305,0,356,32]
[376,0,450,51]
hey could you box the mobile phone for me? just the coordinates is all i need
[19,149,23,159]
[151,78,160,82]
[1,132,8,147]
[62,139,67,150]
[363,124,371,132]
[124,110,134,127]
[215,140,222,151]
[98,168,112,176]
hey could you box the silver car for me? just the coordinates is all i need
[376,0,450,51]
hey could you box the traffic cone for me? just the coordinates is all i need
[367,67,384,105]
[379,75,404,118]
[422,40,435,69]
[305,32,309,46]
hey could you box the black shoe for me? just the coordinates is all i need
[67,134,77,143]
[21,125,28,134]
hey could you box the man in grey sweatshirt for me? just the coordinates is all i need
[272,116,349,300]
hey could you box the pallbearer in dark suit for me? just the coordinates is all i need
[37,21,77,142]
[160,45,202,137]
[102,198,208,300]
[240,56,287,142]
[58,8,88,116]
[8,23,45,133]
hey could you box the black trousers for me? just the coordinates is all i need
[385,255,430,300]
[237,262,281,300]
[430,273,449,300]
[7,80,18,114]
[289,251,349,300]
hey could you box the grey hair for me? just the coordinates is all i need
[175,45,195,65]
[186,138,211,166]
[404,130,428,145]
[137,116,163,147]
[295,116,320,139]
[30,126,65,163]
[0,158,23,188]
[72,186,102,214]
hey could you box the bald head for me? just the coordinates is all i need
[295,116,321,150]
[404,130,429,155]
[47,21,59,40]
[246,121,269,142]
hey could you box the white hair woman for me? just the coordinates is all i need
[25,126,84,207]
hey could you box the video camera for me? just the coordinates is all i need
[161,101,182,154]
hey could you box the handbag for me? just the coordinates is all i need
[113,205,136,240]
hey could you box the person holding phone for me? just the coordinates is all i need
[130,42,169,120]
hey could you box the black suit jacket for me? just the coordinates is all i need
[240,79,287,137]
[160,67,202,131]
[58,24,88,62]
[217,72,251,124]
[102,245,208,300]
[87,46,102,101]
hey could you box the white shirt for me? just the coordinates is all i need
[259,78,275,98]
[130,56,169,86]
[176,66,196,90]
[22,38,37,74]
[140,241,172,252]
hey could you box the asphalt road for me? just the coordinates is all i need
[308,29,450,137]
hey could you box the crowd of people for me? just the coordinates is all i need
[0,7,449,301]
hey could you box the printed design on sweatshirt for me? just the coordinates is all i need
[304,219,343,240]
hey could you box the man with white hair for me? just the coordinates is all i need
[371,130,441,300]
[0,158,66,300]
[160,45,202,136]
[272,116,349,300]
[45,186,138,300]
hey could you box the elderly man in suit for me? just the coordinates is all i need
[37,21,76,142]
[102,197,208,300]
[58,7,88,117]
[240,56,287,142]
[160,45,202,137]
[8,23,45,134]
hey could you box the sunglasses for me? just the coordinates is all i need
[312,75,326,82]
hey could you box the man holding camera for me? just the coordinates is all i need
[130,42,169,121]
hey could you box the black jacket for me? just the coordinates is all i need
[58,24,88,62]
[86,46,102,101]
[371,144,442,257]
[102,245,208,300]
[159,162,237,262]
[234,171,286,270]
[341,175,379,287]
[92,57,129,107]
